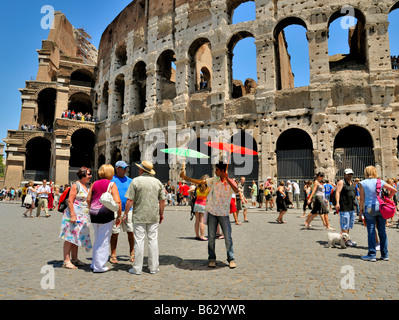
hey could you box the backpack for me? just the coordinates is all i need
[58,182,80,213]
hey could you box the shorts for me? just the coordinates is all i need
[236,199,248,211]
[339,211,356,230]
[251,196,257,203]
[112,210,133,234]
[193,203,206,214]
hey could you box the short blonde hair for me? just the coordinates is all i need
[98,164,115,180]
[364,166,378,179]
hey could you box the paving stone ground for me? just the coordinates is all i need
[1,202,399,301]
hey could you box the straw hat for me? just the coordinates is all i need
[135,160,156,175]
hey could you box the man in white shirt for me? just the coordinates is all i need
[292,181,300,209]
[36,179,51,218]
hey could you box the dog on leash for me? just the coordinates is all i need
[325,232,350,249]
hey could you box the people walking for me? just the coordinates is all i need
[359,166,397,262]
[300,181,312,218]
[87,164,122,273]
[59,167,93,269]
[305,173,332,229]
[334,169,357,245]
[22,181,37,218]
[292,180,300,209]
[110,161,134,264]
[181,162,239,269]
[250,181,257,208]
[125,161,166,275]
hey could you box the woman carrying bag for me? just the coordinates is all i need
[359,166,397,262]
[87,164,122,273]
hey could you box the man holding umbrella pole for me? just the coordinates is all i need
[180,161,239,269]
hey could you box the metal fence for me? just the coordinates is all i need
[334,147,375,180]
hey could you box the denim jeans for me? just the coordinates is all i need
[364,205,388,259]
[207,213,235,262]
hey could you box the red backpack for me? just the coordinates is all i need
[58,182,80,213]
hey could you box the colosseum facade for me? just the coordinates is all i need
[3,0,399,192]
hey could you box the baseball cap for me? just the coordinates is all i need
[344,168,354,175]
[115,160,130,169]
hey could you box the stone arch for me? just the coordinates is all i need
[152,142,170,183]
[68,92,93,115]
[276,128,315,183]
[70,69,95,88]
[274,17,309,90]
[25,137,52,173]
[186,137,213,179]
[188,38,212,93]
[327,7,367,71]
[37,88,57,128]
[99,81,109,120]
[113,73,125,122]
[132,60,147,114]
[67,124,95,139]
[129,142,141,178]
[111,146,122,167]
[227,31,257,99]
[115,43,127,70]
[23,133,52,148]
[156,49,177,103]
[69,128,96,169]
[333,125,375,179]
[227,0,255,24]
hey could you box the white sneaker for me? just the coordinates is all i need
[128,268,141,275]
[150,268,159,274]
[376,243,380,251]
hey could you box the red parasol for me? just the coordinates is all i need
[204,141,258,170]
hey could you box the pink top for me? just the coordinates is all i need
[195,187,210,206]
[90,179,111,214]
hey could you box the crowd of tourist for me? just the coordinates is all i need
[61,110,96,122]
[13,157,399,273]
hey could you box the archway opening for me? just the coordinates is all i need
[152,143,170,184]
[230,0,256,24]
[228,32,257,99]
[276,129,314,189]
[333,125,375,179]
[99,82,109,120]
[70,69,95,88]
[328,8,367,71]
[69,129,95,169]
[274,18,309,90]
[25,137,51,181]
[115,44,127,69]
[132,61,147,114]
[389,4,399,70]
[188,38,212,93]
[113,74,125,122]
[37,88,56,128]
[130,144,141,178]
[68,92,93,116]
[157,50,176,103]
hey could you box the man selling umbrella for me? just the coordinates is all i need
[180,162,239,269]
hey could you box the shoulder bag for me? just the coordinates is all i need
[376,179,396,219]
[100,182,119,212]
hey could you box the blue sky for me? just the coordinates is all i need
[1,1,399,158]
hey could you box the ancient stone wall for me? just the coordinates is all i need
[93,0,399,183]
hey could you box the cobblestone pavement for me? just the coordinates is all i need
[1,202,399,301]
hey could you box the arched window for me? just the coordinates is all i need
[25,137,51,173]
[389,3,399,70]
[328,8,367,71]
[99,82,109,120]
[68,92,93,116]
[157,50,176,103]
[229,0,256,24]
[69,129,95,169]
[130,143,141,178]
[188,38,212,93]
[228,32,257,99]
[274,18,309,90]
[115,44,127,70]
[37,88,56,128]
[70,69,95,88]
[132,61,147,114]
[113,74,125,122]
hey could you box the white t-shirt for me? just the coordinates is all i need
[292,182,300,195]
[37,185,51,198]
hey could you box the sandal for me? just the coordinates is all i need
[71,259,85,266]
[129,253,135,263]
[62,261,77,269]
[110,255,118,264]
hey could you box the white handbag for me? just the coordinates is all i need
[99,182,119,212]
[24,194,33,205]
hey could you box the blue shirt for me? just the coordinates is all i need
[324,184,333,195]
[111,175,132,211]
[360,178,386,207]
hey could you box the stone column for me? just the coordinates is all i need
[307,28,330,85]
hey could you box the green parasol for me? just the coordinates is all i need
[160,148,210,171]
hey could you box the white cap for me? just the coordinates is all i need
[344,168,354,175]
